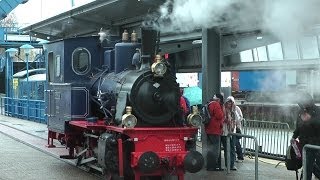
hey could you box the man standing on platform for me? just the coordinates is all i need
[291,92,320,180]
[205,93,225,171]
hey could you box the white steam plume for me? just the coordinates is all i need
[148,0,320,41]
[263,0,320,41]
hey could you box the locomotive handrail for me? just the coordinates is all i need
[227,132,259,180]
[44,90,55,117]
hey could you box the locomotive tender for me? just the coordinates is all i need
[45,28,203,179]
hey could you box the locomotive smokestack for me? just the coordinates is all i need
[140,27,158,69]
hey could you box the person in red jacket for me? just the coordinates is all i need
[180,88,190,118]
[205,93,225,171]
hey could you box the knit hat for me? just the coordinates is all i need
[213,93,224,103]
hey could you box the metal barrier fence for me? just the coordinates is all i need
[242,119,291,160]
[197,119,292,160]
[1,97,46,123]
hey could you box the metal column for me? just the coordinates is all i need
[201,28,222,167]
[201,28,221,102]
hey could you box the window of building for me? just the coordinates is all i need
[72,47,91,75]
[240,49,253,62]
[267,42,283,61]
[253,46,268,61]
[282,40,299,60]
[300,36,319,59]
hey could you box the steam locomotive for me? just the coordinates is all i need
[44,28,204,179]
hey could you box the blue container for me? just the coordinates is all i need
[104,49,115,71]
[114,42,141,73]
[239,70,286,91]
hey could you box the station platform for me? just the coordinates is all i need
[0,115,300,180]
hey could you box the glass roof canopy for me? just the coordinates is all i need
[0,0,28,21]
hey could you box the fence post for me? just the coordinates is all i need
[302,144,320,180]
[227,132,259,180]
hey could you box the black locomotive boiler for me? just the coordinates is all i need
[44,28,203,179]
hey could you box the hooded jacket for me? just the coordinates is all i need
[293,104,320,147]
[225,96,243,132]
[205,100,224,135]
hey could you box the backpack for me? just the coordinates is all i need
[202,102,212,125]
[285,140,302,171]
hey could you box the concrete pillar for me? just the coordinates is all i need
[201,28,222,168]
[202,28,222,102]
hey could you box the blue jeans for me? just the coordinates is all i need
[207,134,221,169]
[221,136,236,168]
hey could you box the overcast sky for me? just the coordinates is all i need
[12,0,94,26]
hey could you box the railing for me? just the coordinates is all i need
[227,133,259,180]
[197,119,292,160]
[242,119,291,160]
[1,97,46,124]
[302,144,320,180]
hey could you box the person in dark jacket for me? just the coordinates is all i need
[292,92,320,180]
[205,93,225,171]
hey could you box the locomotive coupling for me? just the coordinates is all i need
[184,151,204,173]
[151,55,167,77]
[122,106,137,128]
[138,151,160,173]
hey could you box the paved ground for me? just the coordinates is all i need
[0,115,305,180]
[185,157,298,180]
[0,132,101,180]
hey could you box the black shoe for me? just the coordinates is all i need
[236,160,243,163]
[230,166,237,171]
[214,168,225,171]
[207,167,224,171]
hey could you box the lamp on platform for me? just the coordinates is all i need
[5,48,18,99]
[20,44,34,56]
[20,44,34,119]
[5,48,18,58]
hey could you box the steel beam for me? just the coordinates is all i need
[201,28,221,169]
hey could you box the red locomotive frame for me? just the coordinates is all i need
[47,119,199,180]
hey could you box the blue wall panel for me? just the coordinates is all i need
[239,70,286,91]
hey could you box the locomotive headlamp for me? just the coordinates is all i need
[122,106,137,128]
[151,55,167,77]
[187,106,203,127]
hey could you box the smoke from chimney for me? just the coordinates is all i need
[146,0,320,41]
